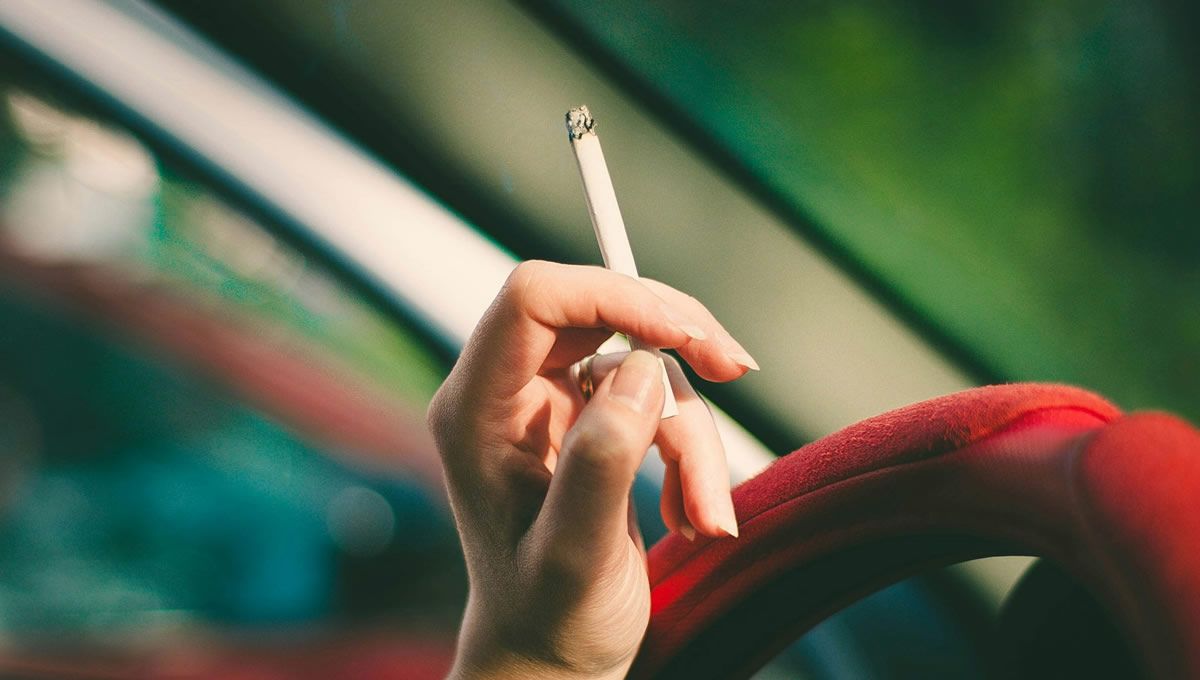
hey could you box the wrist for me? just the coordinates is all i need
[450,622,633,680]
[449,648,631,680]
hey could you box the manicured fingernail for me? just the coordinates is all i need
[679,522,696,542]
[718,331,759,371]
[718,516,740,539]
[609,350,660,412]
[727,350,760,371]
[659,304,707,341]
[718,492,740,538]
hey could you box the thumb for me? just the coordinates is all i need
[535,350,665,558]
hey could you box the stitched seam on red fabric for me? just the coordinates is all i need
[652,404,1113,588]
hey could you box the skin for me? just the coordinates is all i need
[427,261,757,680]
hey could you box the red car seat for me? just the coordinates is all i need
[636,384,1200,679]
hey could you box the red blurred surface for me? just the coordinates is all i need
[638,384,1200,678]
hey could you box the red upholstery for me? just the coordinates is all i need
[635,384,1200,679]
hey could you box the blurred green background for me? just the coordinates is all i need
[534,0,1200,419]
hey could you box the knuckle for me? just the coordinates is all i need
[425,378,466,455]
[425,387,452,449]
[503,260,552,308]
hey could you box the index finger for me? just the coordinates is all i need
[453,261,701,403]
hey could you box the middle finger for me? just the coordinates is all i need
[585,352,737,539]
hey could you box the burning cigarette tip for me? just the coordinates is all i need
[565,105,596,140]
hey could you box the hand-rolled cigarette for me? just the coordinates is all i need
[565,105,679,419]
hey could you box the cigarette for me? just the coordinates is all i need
[565,105,679,419]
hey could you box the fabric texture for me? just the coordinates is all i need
[635,383,1200,679]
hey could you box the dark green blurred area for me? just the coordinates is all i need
[536,0,1199,420]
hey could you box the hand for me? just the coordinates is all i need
[427,261,756,679]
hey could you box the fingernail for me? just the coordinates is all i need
[679,522,696,542]
[659,304,706,341]
[727,350,760,372]
[718,516,740,539]
[719,331,759,371]
[609,350,661,412]
[718,492,740,538]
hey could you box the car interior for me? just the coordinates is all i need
[0,1,1195,678]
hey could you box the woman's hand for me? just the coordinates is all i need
[427,261,757,680]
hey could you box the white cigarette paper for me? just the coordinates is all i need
[566,105,679,419]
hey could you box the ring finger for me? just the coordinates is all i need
[580,351,737,539]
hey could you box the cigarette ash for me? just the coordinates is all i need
[565,105,596,140]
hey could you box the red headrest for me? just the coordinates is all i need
[635,384,1200,678]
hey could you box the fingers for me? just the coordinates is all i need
[639,278,759,380]
[585,353,737,539]
[659,457,694,541]
[432,259,754,532]
[455,261,703,404]
[655,357,738,538]
[534,351,665,557]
